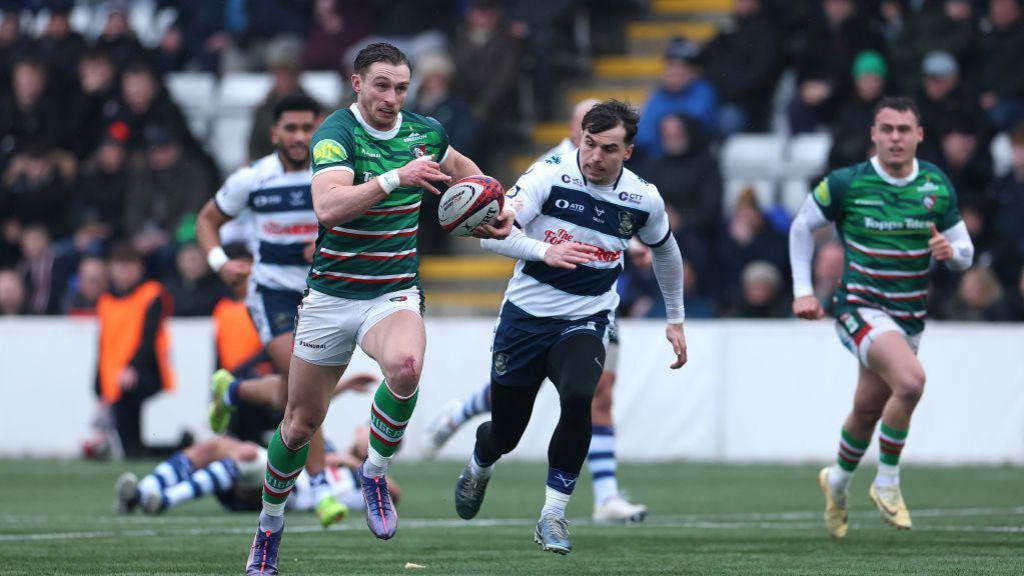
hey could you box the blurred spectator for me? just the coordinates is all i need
[148,22,189,75]
[248,43,318,161]
[71,128,130,240]
[163,242,229,317]
[976,0,1024,130]
[635,38,717,160]
[989,124,1024,288]
[505,0,579,121]
[95,243,175,458]
[453,0,520,157]
[813,240,845,316]
[827,50,887,170]
[0,268,26,315]
[915,50,990,163]
[0,148,72,238]
[889,0,977,93]
[109,62,193,153]
[728,260,790,318]
[0,58,66,168]
[617,240,665,318]
[0,11,31,94]
[94,4,147,70]
[715,188,789,308]
[682,259,715,319]
[64,256,108,316]
[641,114,722,242]
[702,0,781,134]
[0,219,20,267]
[172,0,231,73]
[1010,265,1024,319]
[125,123,217,245]
[15,225,73,315]
[302,0,373,71]
[72,49,120,159]
[935,115,993,209]
[32,5,85,100]
[787,0,886,133]
[941,266,1011,320]
[369,0,456,37]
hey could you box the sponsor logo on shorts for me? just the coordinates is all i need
[298,340,326,350]
[493,352,509,376]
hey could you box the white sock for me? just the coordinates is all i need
[874,462,900,487]
[470,454,494,479]
[540,486,571,518]
[259,508,284,533]
[587,427,618,505]
[362,447,389,478]
[827,465,854,493]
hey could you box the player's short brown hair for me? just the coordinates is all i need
[874,96,921,123]
[354,42,410,76]
[582,99,640,144]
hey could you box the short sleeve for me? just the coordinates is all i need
[811,174,842,222]
[506,162,552,227]
[311,112,356,177]
[213,167,255,217]
[637,186,672,247]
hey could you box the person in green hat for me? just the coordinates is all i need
[827,50,889,169]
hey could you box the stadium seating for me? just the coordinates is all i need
[165,72,217,139]
[300,71,345,108]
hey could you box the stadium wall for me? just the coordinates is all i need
[3,318,1023,464]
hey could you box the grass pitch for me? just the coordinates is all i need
[1,459,1021,575]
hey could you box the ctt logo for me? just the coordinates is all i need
[561,174,584,186]
[554,198,585,212]
[618,191,643,204]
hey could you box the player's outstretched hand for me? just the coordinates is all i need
[543,242,599,270]
[398,154,450,195]
[928,223,953,261]
[666,322,687,369]
[472,207,515,239]
[793,295,824,320]
[219,259,251,290]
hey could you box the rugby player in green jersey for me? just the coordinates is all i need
[245,43,513,574]
[789,97,974,538]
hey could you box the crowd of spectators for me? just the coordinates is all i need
[621,0,1024,321]
[0,0,1022,325]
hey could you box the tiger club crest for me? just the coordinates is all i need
[410,143,428,158]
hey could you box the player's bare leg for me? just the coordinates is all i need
[589,371,646,523]
[356,310,426,539]
[863,332,924,529]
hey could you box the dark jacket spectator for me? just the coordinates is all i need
[989,127,1024,288]
[726,260,791,318]
[828,50,887,170]
[0,149,72,238]
[64,256,108,316]
[636,38,718,160]
[32,8,85,102]
[148,23,190,75]
[72,49,121,160]
[368,0,456,36]
[0,59,67,167]
[702,0,781,133]
[453,1,521,134]
[163,243,229,317]
[940,267,1012,321]
[617,241,666,319]
[106,63,194,151]
[787,0,886,132]
[640,114,722,242]
[72,133,131,239]
[975,0,1024,130]
[888,0,977,94]
[14,225,73,315]
[934,115,994,210]
[715,188,789,307]
[915,50,990,163]
[0,11,32,94]
[94,8,148,70]
[171,0,231,73]
[301,0,372,71]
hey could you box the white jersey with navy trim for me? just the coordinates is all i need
[214,153,317,293]
[503,150,672,319]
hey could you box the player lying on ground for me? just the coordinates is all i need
[113,426,399,516]
[789,96,973,538]
[423,318,646,523]
[453,100,686,554]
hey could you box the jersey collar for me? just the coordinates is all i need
[870,156,919,187]
[349,103,402,140]
[575,150,624,191]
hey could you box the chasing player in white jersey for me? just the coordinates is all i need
[195,93,348,528]
[453,100,687,554]
[422,98,647,523]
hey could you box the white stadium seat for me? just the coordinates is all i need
[300,72,345,108]
[720,134,786,180]
[210,117,254,173]
[780,178,810,216]
[785,132,832,179]
[991,132,1012,178]
[165,72,216,138]
[217,72,274,113]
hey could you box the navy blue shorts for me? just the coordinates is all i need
[245,284,304,344]
[490,302,609,388]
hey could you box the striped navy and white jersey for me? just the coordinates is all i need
[503,150,672,319]
[214,153,317,293]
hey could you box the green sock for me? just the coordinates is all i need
[878,423,908,466]
[262,425,309,507]
[837,427,870,473]
[369,380,418,460]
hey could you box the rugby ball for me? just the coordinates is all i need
[438,175,504,237]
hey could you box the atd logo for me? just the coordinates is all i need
[313,139,347,165]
